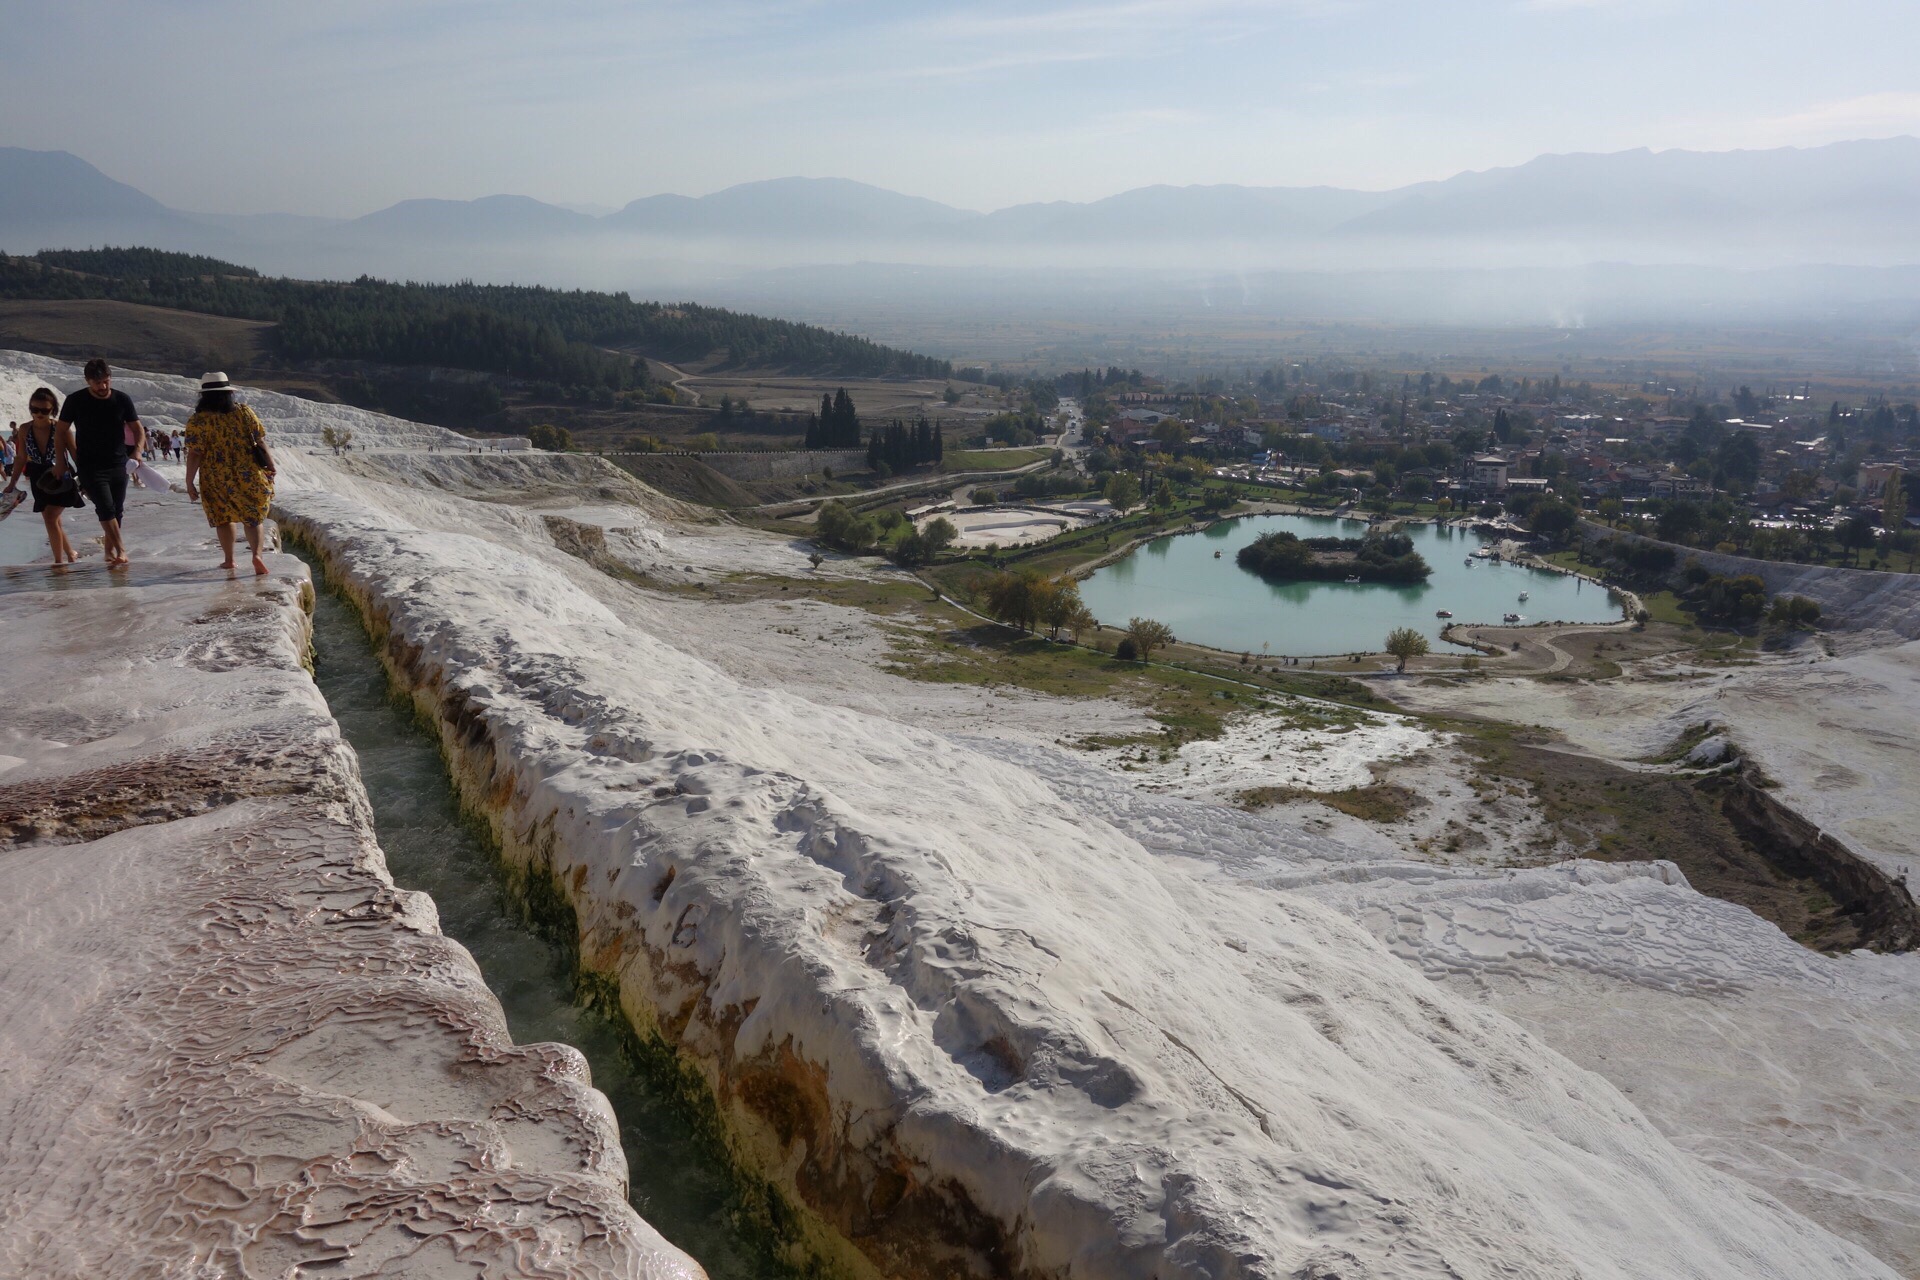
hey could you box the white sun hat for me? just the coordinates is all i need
[199,372,235,392]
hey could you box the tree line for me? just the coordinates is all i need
[0,248,951,389]
[806,389,862,448]
[866,417,944,472]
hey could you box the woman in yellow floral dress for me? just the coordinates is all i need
[183,373,276,575]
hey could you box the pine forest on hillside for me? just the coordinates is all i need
[0,248,951,393]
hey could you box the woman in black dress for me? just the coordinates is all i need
[1,387,83,564]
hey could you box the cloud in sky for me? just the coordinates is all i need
[1762,92,1920,142]
[2,0,1914,215]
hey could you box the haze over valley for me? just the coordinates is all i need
[8,139,1920,339]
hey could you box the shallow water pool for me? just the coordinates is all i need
[1078,514,1622,655]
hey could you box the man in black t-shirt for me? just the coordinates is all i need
[57,357,144,568]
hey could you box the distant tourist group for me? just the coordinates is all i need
[2,359,277,575]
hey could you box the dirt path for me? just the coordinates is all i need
[639,357,701,405]
[1434,619,1635,676]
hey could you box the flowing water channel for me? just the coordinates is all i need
[1078,513,1624,656]
[302,556,790,1280]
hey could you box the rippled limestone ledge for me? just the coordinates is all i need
[0,500,702,1279]
[275,475,1903,1280]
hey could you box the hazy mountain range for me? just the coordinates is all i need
[6,141,1920,329]
[3,139,1920,270]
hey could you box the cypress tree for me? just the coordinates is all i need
[832,388,859,447]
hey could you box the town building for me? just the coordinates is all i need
[1465,453,1510,494]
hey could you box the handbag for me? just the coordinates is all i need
[249,420,275,472]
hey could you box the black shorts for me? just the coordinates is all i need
[78,468,128,524]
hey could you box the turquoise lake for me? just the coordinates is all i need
[1077,514,1623,656]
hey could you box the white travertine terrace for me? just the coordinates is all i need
[0,398,704,1279]
[6,351,1918,1279]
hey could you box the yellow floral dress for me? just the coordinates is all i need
[185,405,274,526]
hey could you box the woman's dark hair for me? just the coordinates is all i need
[28,386,58,413]
[195,390,237,415]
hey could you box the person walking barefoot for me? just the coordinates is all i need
[2,388,84,565]
[183,373,275,575]
[56,358,144,569]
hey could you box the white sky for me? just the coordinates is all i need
[7,0,1918,216]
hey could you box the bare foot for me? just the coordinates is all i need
[218,560,237,569]
[251,555,270,577]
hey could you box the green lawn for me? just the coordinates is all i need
[942,448,1051,472]
[1637,590,1693,627]
[1541,549,1613,579]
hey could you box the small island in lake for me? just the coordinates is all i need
[1236,529,1433,584]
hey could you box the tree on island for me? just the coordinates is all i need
[1125,617,1174,661]
[1385,627,1429,672]
[1237,529,1431,584]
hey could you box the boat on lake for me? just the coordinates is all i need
[1518,591,1529,601]
[1436,609,1453,618]
[1344,575,1361,584]
[1503,612,1522,623]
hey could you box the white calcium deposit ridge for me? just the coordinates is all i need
[8,352,1915,1277]
[1093,705,1434,801]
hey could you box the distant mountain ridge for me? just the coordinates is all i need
[3,139,1918,277]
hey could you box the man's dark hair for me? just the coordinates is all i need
[83,358,110,381]
[195,390,236,415]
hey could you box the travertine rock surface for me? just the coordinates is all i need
[0,465,702,1279]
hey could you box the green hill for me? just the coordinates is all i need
[0,248,950,394]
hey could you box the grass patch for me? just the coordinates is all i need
[1637,590,1695,628]
[1237,782,1421,823]
[882,622,1233,745]
[942,447,1050,471]
[1541,549,1612,579]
